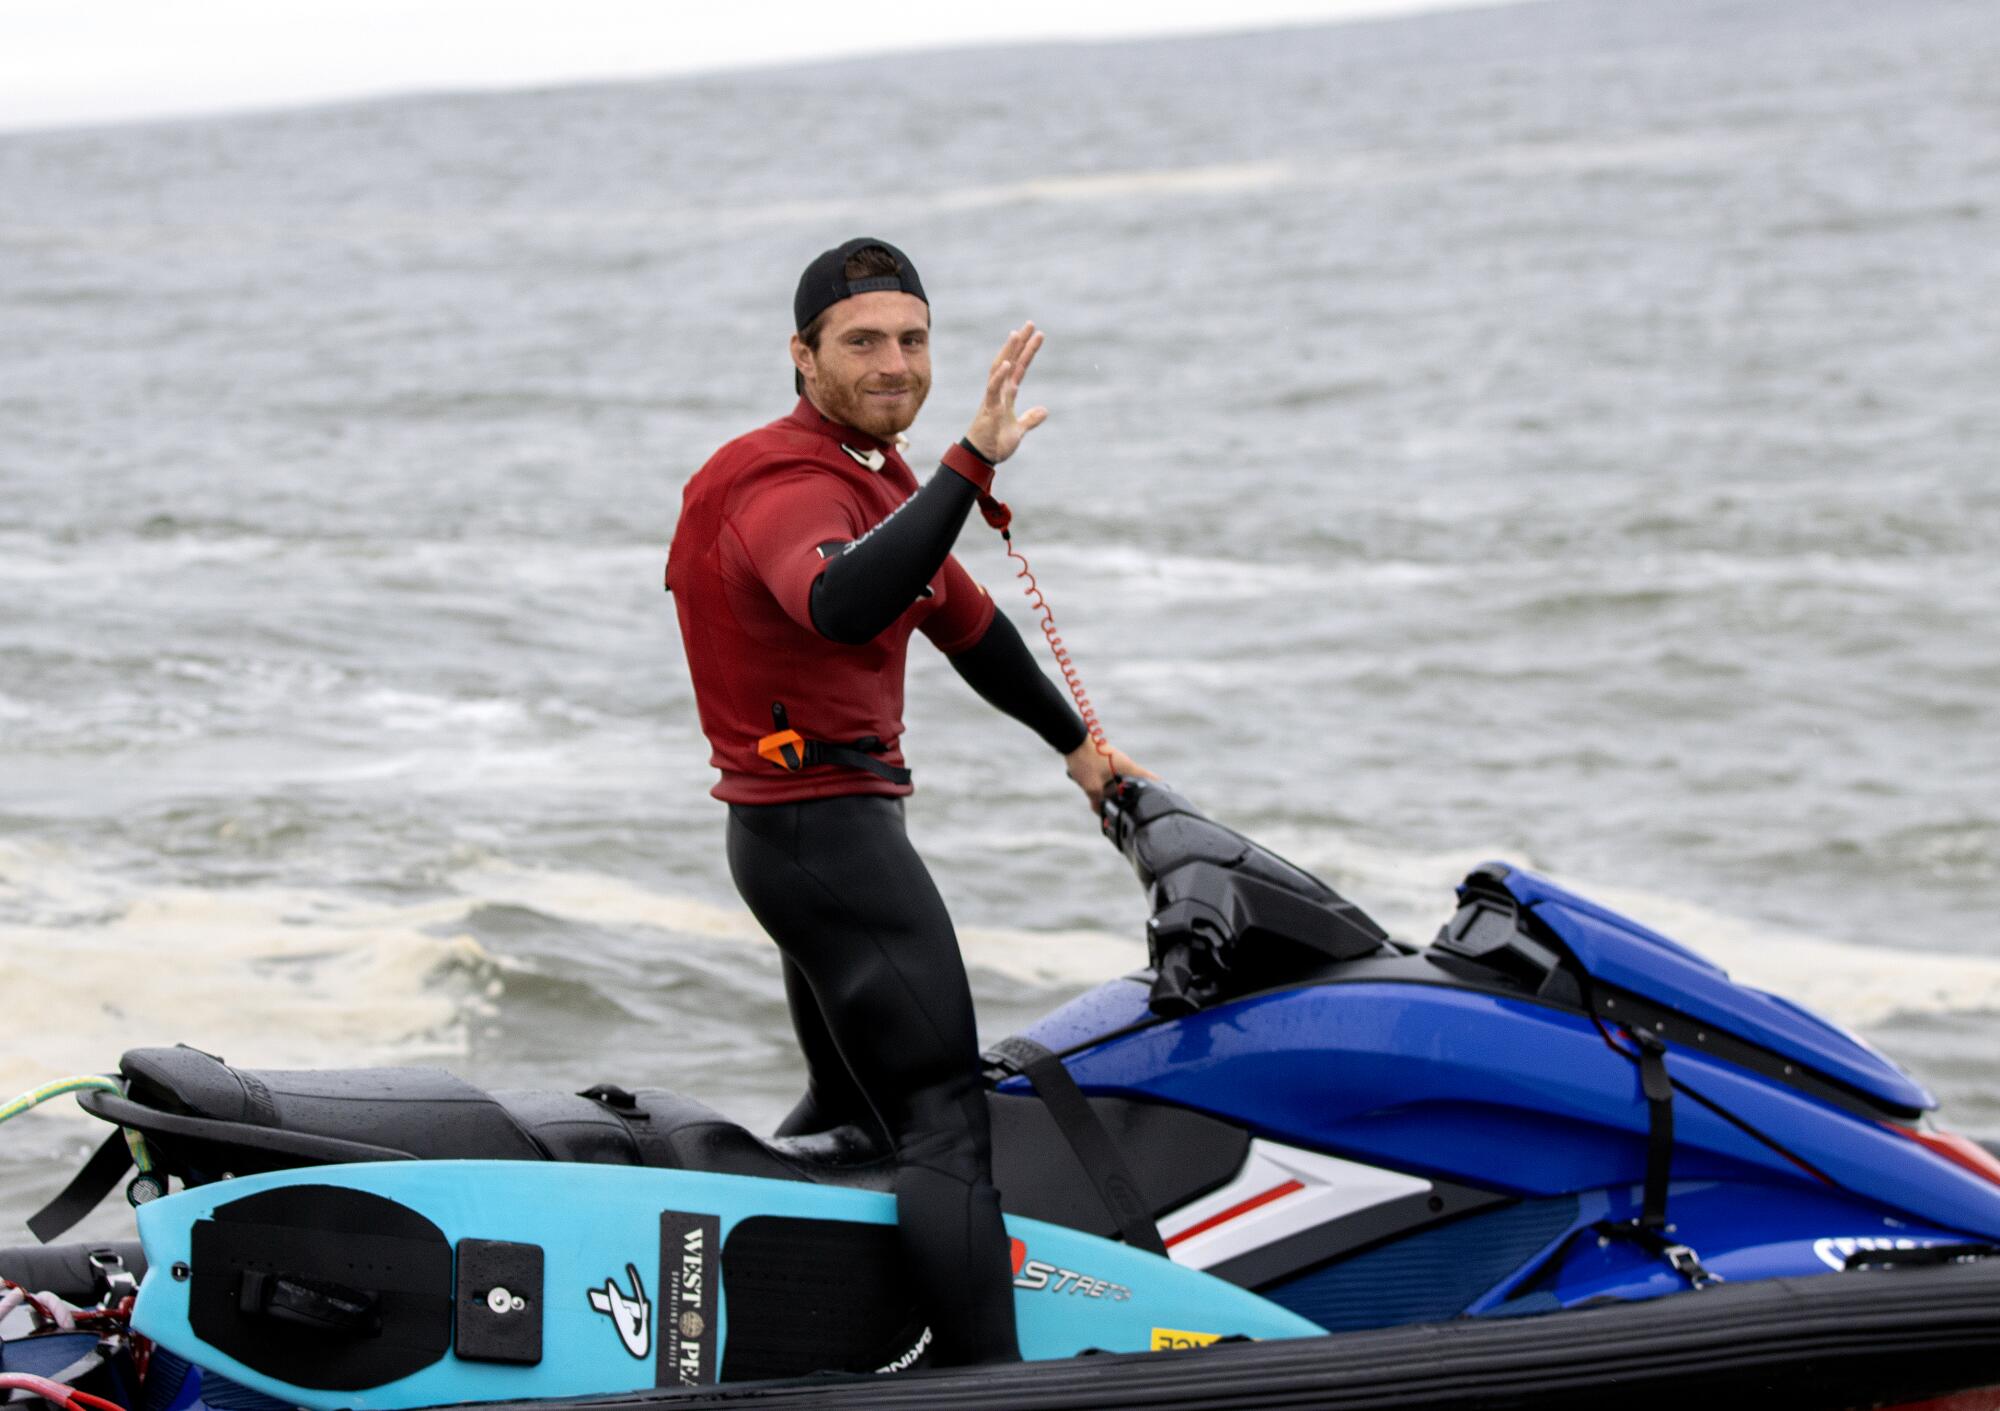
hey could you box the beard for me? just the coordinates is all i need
[808,368,930,441]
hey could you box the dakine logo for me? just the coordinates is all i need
[876,1326,932,1374]
[657,1210,720,1388]
[587,1264,651,1360]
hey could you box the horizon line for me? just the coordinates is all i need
[0,0,1544,139]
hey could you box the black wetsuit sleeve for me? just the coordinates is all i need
[947,610,1090,754]
[809,458,983,645]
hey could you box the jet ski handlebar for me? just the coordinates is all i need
[1099,777,1393,1015]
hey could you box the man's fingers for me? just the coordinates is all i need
[988,326,1025,379]
[972,325,1047,457]
[1012,329,1044,385]
[988,324,1037,380]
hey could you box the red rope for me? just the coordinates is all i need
[977,493,1113,761]
[2,1281,132,1333]
[1,1283,142,1399]
[1,1280,60,1327]
[0,1374,128,1411]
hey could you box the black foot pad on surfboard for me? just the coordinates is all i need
[719,1216,928,1380]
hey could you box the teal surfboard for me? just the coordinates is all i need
[130,1161,1321,1408]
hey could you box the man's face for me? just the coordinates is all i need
[792,291,932,440]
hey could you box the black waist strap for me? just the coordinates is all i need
[797,739,911,786]
[983,1037,1168,1258]
[759,702,912,786]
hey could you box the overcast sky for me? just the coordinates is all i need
[0,0,1531,134]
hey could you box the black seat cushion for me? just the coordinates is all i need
[105,1048,1250,1240]
[118,1046,543,1162]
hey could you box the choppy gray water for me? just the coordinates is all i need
[3,0,1997,1237]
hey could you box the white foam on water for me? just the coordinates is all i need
[1276,829,2000,1033]
[1458,131,1761,180]
[352,688,531,735]
[0,843,503,1119]
[688,159,1299,237]
[454,860,766,944]
[482,134,1736,255]
[145,159,1305,248]
[0,535,280,586]
[1268,830,1518,939]
[0,841,1144,1131]
[1021,542,1462,602]
[958,925,1144,988]
[1553,879,2000,1033]
[451,860,1139,987]
[9,833,1986,1146]
[930,160,1295,211]
[456,847,2000,1030]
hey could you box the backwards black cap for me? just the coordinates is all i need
[793,237,928,332]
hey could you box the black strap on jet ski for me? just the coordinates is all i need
[1601,1029,1721,1289]
[1633,1029,1674,1234]
[982,1037,1168,1257]
[1598,1219,1724,1290]
[579,1084,681,1168]
[27,1129,131,1243]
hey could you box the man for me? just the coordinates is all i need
[664,237,1150,1366]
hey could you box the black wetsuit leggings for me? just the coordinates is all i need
[725,794,1020,1367]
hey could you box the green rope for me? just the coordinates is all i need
[1,1074,157,1177]
[0,1075,121,1125]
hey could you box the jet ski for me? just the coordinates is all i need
[8,777,2000,1410]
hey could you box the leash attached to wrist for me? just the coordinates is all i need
[962,447,1115,766]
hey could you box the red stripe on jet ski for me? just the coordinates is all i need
[1164,1179,1305,1248]
[1892,1126,2000,1189]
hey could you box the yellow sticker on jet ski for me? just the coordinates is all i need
[1151,1327,1223,1351]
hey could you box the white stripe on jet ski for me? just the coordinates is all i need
[1159,1140,1432,1271]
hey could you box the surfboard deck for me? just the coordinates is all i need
[130,1160,1322,1409]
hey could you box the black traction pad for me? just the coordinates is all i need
[717,1216,925,1382]
[189,1184,452,1391]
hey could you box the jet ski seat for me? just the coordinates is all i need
[81,1046,895,1189]
[69,1046,1251,1241]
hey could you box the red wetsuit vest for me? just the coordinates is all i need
[666,398,996,804]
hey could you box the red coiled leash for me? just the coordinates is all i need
[974,491,1114,762]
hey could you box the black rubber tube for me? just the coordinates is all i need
[450,1259,2000,1410]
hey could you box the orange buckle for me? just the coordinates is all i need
[757,729,806,771]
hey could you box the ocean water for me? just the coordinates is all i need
[2,0,1996,1238]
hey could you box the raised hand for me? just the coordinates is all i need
[964,322,1047,465]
